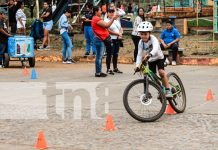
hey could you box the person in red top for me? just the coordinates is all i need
[92,6,118,77]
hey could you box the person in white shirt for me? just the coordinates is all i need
[16,1,26,35]
[132,7,145,62]
[104,8,123,74]
[135,21,172,98]
[104,2,126,21]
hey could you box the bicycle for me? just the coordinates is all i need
[123,62,186,122]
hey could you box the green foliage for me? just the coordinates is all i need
[74,39,85,48]
[188,19,213,27]
[165,0,174,6]
[26,18,35,29]
[24,7,31,18]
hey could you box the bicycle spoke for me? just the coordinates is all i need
[124,80,166,122]
[167,72,186,113]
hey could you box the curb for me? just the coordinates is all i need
[180,57,218,65]
[35,56,134,64]
[35,56,218,65]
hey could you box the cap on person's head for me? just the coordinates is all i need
[166,20,173,25]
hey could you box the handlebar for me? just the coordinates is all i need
[134,61,148,75]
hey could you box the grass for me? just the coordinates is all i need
[73,39,85,48]
[188,18,213,27]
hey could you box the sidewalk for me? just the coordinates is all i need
[35,55,218,65]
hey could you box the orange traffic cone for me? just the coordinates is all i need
[23,67,28,76]
[104,114,116,131]
[35,131,48,149]
[165,104,176,115]
[206,89,214,101]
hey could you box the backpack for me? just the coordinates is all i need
[30,19,44,40]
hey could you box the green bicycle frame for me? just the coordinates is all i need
[140,64,181,96]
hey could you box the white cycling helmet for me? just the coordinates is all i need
[137,21,153,32]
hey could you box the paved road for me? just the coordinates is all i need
[0,62,218,150]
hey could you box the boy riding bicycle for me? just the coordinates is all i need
[134,21,172,98]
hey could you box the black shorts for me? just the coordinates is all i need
[148,59,165,74]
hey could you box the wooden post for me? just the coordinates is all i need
[36,0,39,19]
[183,18,188,35]
[213,0,215,41]
[196,0,199,51]
[163,0,166,17]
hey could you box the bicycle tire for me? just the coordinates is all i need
[167,72,186,113]
[123,79,167,122]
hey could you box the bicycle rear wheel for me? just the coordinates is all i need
[123,79,167,122]
[167,72,186,113]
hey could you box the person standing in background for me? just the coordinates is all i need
[8,0,18,34]
[0,9,13,68]
[127,3,132,15]
[83,3,96,56]
[92,6,119,77]
[16,1,26,35]
[131,7,145,62]
[39,1,53,50]
[30,2,35,18]
[59,9,74,64]
[133,3,138,16]
[105,8,123,73]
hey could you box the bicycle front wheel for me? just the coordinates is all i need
[123,79,167,122]
[167,72,186,113]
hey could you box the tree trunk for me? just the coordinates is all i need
[36,0,39,19]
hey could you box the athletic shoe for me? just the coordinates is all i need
[107,69,114,75]
[84,52,90,56]
[113,68,123,73]
[67,59,74,64]
[172,61,177,66]
[165,58,170,65]
[44,46,51,50]
[62,59,67,64]
[37,46,44,50]
[165,90,173,98]
[66,59,75,64]
[95,73,107,77]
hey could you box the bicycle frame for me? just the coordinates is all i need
[140,63,162,86]
[139,63,182,97]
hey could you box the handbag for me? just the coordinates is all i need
[93,29,112,45]
[103,35,112,46]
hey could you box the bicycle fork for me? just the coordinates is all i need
[143,76,150,96]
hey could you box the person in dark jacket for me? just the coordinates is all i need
[0,9,12,68]
[83,3,96,56]
[8,0,18,34]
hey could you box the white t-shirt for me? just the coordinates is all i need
[52,4,56,12]
[136,35,164,67]
[132,16,142,36]
[16,9,26,29]
[104,18,121,39]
